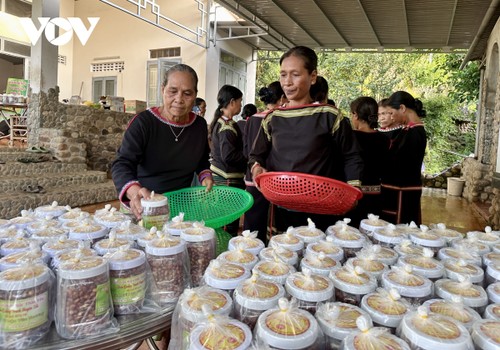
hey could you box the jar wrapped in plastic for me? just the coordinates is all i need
[487,282,500,303]
[381,265,433,306]
[31,226,68,245]
[349,257,388,281]
[359,214,390,238]
[286,268,334,315]
[290,218,326,246]
[164,212,194,236]
[360,288,412,331]
[494,243,500,253]
[229,230,265,256]
[8,210,37,229]
[471,319,500,350]
[467,226,500,247]
[397,248,445,281]
[93,205,129,229]
[438,247,482,266]
[204,260,250,295]
[0,264,54,349]
[55,254,117,339]
[34,201,68,218]
[146,231,190,305]
[422,297,481,331]
[0,244,50,271]
[137,227,160,250]
[305,236,345,262]
[429,223,463,245]
[326,219,366,259]
[57,207,90,224]
[330,262,377,306]
[140,191,170,230]
[109,220,146,243]
[1,236,39,256]
[316,302,373,350]
[443,258,484,285]
[409,225,446,254]
[269,227,305,258]
[372,223,408,247]
[252,256,295,285]
[255,298,324,349]
[394,239,427,258]
[218,244,259,271]
[26,216,60,235]
[301,251,341,277]
[68,219,108,244]
[486,263,500,285]
[397,306,473,350]
[181,222,216,287]
[234,272,285,329]
[42,236,80,259]
[0,226,24,245]
[451,237,491,257]
[51,245,95,270]
[483,251,500,268]
[259,244,299,267]
[483,304,500,320]
[356,244,399,266]
[93,232,133,256]
[435,277,488,314]
[340,316,411,350]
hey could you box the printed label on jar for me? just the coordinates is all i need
[353,259,384,272]
[95,283,111,316]
[336,307,363,328]
[405,256,437,269]
[188,291,228,311]
[367,295,406,316]
[312,245,339,255]
[142,214,169,230]
[199,324,246,350]
[242,281,279,299]
[110,272,146,305]
[480,321,500,343]
[388,271,424,287]
[493,305,500,317]
[443,282,481,297]
[354,334,402,350]
[294,275,330,292]
[0,291,48,332]
[266,312,310,336]
[257,262,289,277]
[429,301,471,323]
[412,316,460,340]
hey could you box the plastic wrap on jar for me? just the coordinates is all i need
[359,214,390,237]
[396,221,421,234]
[252,256,295,285]
[0,236,40,257]
[483,252,500,267]
[285,268,334,315]
[68,219,108,244]
[269,227,305,257]
[0,219,9,229]
[181,222,216,287]
[394,239,428,258]
[31,226,68,245]
[349,257,388,281]
[218,244,259,271]
[326,218,361,236]
[259,243,299,267]
[8,210,37,229]
[326,219,366,259]
[341,315,411,350]
[483,304,500,321]
[140,192,170,230]
[255,298,324,349]
[204,260,250,293]
[57,207,90,224]
[443,258,484,285]
[397,248,445,281]
[372,223,408,247]
[94,205,129,229]
[397,306,473,350]
[329,261,377,306]
[486,263,500,285]
[0,226,25,245]
[356,244,399,265]
[409,225,446,254]
[429,223,463,244]
[0,263,55,349]
[51,243,95,270]
[164,212,195,236]
[229,230,265,256]
[422,297,481,331]
[137,226,160,249]
[42,235,80,259]
[305,236,345,262]
[360,288,412,330]
[493,243,500,254]
[34,201,68,219]
[0,243,50,271]
[467,226,500,247]
[301,251,341,277]
[93,231,133,256]
[169,286,233,350]
[290,218,326,245]
[233,272,285,330]
[471,319,500,350]
[438,247,482,266]
[108,219,145,244]
[26,216,61,235]
[487,282,500,303]
[380,265,433,306]
[55,254,118,339]
[451,237,491,257]
[435,276,488,314]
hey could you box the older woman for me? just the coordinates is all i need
[112,64,213,219]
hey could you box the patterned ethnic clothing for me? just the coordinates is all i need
[210,118,247,179]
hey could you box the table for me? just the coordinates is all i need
[0,102,28,146]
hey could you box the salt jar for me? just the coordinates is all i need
[372,223,408,247]
[0,226,24,245]
[218,244,259,271]
[397,247,445,281]
[451,237,491,257]
[356,244,398,265]
[269,228,305,257]
[51,245,96,269]
[8,210,37,229]
[329,262,377,306]
[290,218,326,245]
[0,264,54,349]
[109,220,146,243]
[34,201,68,219]
[341,316,411,350]
[409,225,446,254]
[68,219,108,244]
[467,226,500,247]
[93,205,129,229]
[422,297,481,331]
[93,232,133,256]
[233,272,285,329]
[487,282,500,303]
[471,319,500,350]
[483,304,500,320]
[137,227,160,249]
[316,302,373,350]
[438,247,482,266]
[360,288,411,331]
[285,268,334,315]
[305,236,345,262]
[394,239,427,258]
[429,223,463,244]
[435,276,488,314]
[163,212,194,236]
[55,254,116,339]
[326,219,366,259]
[228,230,265,256]
[359,214,390,238]
[252,256,295,285]
[204,260,250,295]
[42,236,80,259]
[397,306,473,350]
[140,191,170,230]
[255,298,323,349]
[57,207,90,224]
[381,265,433,306]
[181,222,216,287]
[259,244,299,267]
[146,231,190,304]
[301,251,341,277]
[443,258,484,285]
[0,244,50,271]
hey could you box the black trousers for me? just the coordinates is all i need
[243,186,270,244]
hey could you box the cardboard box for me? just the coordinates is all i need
[125,100,147,114]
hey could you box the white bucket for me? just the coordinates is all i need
[447,177,465,196]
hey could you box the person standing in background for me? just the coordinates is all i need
[377,98,403,139]
[192,97,207,118]
[236,103,258,144]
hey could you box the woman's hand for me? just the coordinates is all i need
[202,176,214,192]
[251,163,267,191]
[127,186,151,220]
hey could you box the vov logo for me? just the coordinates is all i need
[20,17,100,46]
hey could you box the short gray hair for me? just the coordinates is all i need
[161,64,198,92]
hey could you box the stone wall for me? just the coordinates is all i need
[422,163,462,189]
[27,88,132,172]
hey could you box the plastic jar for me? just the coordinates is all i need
[290,218,326,246]
[31,226,68,245]
[438,247,482,266]
[451,238,491,257]
[409,227,447,255]
[300,252,341,277]
[56,255,114,339]
[285,269,334,315]
[372,223,408,247]
[204,260,250,295]
[483,252,500,267]
[316,302,372,350]
[422,297,481,331]
[93,233,133,256]
[360,288,411,331]
[0,237,39,256]
[93,206,129,229]
[136,227,160,250]
[269,229,305,258]
[349,257,388,281]
[486,263,500,285]
[218,247,259,271]
[181,224,216,287]
[26,217,61,235]
[435,277,488,314]
[51,247,96,270]
[471,319,500,350]
[0,248,50,271]
[189,316,253,350]
[467,226,500,247]
[443,258,484,285]
[163,212,194,236]
[228,230,265,256]
[109,220,146,243]
[146,233,189,304]
[42,236,80,259]
[327,220,366,259]
[487,282,500,303]
[0,264,53,349]
[34,201,68,218]
[380,266,433,306]
[68,220,108,245]
[394,239,427,258]
[252,259,295,285]
[0,226,24,245]
[330,264,377,306]
[429,223,463,245]
[483,304,500,320]
[259,246,299,267]
[359,214,390,238]
[233,273,285,329]
[397,248,445,281]
[8,210,37,230]
[493,243,500,253]
[141,192,170,230]
[305,236,345,262]
[57,208,90,224]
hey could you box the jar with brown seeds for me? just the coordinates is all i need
[180,224,216,287]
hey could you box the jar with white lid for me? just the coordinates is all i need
[341,315,411,350]
[487,282,500,303]
[181,222,216,287]
[316,302,372,350]
[259,244,299,267]
[0,245,50,271]
[471,319,500,350]
[486,263,500,285]
[349,257,388,281]
[359,214,390,238]
[451,237,491,257]
[483,251,500,267]
[483,304,500,320]
[42,236,80,259]
[1,236,39,257]
[57,207,90,224]
[329,262,377,306]
[229,230,266,256]
[34,201,68,219]
[8,210,37,229]
[290,218,326,246]
[104,247,147,315]
[93,232,133,256]
[109,220,146,243]
[0,264,54,349]
[438,247,482,266]
[381,266,433,306]
[396,221,421,235]
[357,244,398,265]
[163,212,194,236]
[68,219,108,244]
[146,231,189,304]
[397,248,445,281]
[255,298,324,349]
[31,226,68,245]
[285,268,334,315]
[55,254,116,339]
[397,306,473,350]
[429,223,463,245]
[360,288,412,331]
[326,218,360,236]
[467,226,500,247]
[326,219,366,259]
[252,258,295,285]
[51,245,95,269]
[443,258,484,285]
[493,243,500,253]
[0,226,24,245]
[305,236,345,262]
[137,227,160,249]
[301,251,341,277]
[233,272,285,329]
[204,260,250,295]
[140,192,170,230]
[218,244,259,271]
[409,225,447,254]
[26,216,61,235]
[93,205,129,229]
[394,239,427,258]
[435,277,488,314]
[269,228,305,258]
[422,297,481,331]
[372,223,408,247]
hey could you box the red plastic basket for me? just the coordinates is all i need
[255,172,363,215]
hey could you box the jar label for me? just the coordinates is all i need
[336,308,362,328]
[481,321,500,343]
[265,312,309,335]
[429,301,471,323]
[257,262,289,277]
[412,315,460,339]
[367,295,407,316]
[110,272,146,305]
[294,275,330,292]
[188,291,228,311]
[443,282,481,297]
[354,334,402,350]
[242,280,279,298]
[95,282,111,316]
[405,256,437,269]
[312,244,339,255]
[493,305,500,317]
[353,259,384,272]
[199,323,246,350]
[142,214,169,230]
[388,271,424,287]
[0,291,48,332]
